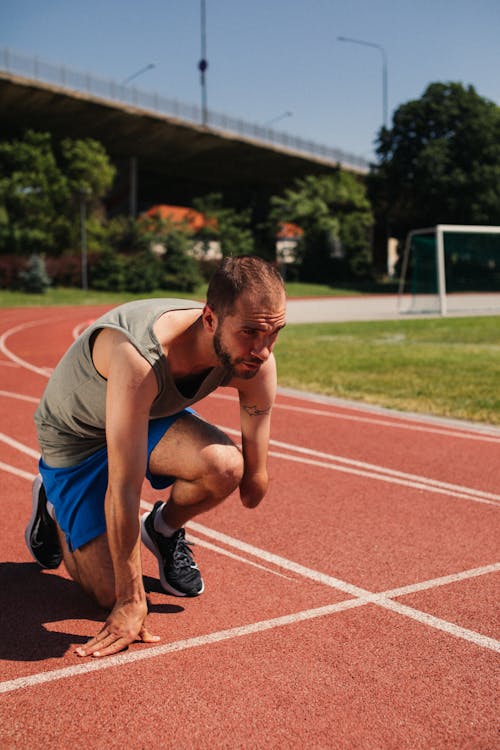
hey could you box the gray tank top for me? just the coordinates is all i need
[34,298,227,467]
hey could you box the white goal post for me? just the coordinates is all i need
[398,224,500,316]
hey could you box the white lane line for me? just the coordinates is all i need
[268,437,500,504]
[0,432,40,459]
[211,392,500,444]
[139,499,293,581]
[1,592,498,696]
[0,320,55,377]
[2,396,496,507]
[218,424,500,507]
[382,563,500,599]
[0,599,364,695]
[187,519,370,597]
[5,457,497,605]
[0,458,498,699]
[187,533,294,580]
[72,320,94,340]
[375,597,500,653]
[0,461,35,482]
[269,450,500,508]
[0,390,39,404]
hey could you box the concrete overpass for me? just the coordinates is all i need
[0,49,369,215]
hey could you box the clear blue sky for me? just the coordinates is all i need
[1,0,499,162]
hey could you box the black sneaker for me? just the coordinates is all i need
[25,474,62,569]
[141,502,204,597]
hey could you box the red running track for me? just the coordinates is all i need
[0,305,499,749]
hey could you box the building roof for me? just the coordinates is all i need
[144,204,216,232]
[277,221,304,239]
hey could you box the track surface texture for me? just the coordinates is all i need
[0,305,499,750]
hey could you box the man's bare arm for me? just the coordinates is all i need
[77,335,159,657]
[232,355,277,508]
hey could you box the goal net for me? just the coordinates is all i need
[398,225,500,315]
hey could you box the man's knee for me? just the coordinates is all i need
[202,443,244,498]
[64,557,115,609]
[69,534,116,610]
[70,563,115,609]
[91,583,116,610]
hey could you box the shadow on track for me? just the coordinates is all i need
[0,563,183,661]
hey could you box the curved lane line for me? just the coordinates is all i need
[0,319,56,377]
[72,320,94,340]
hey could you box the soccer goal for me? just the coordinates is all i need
[398,224,500,315]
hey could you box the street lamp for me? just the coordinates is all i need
[337,35,388,128]
[264,111,293,127]
[199,0,208,125]
[79,187,91,291]
[121,63,155,86]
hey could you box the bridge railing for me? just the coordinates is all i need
[0,47,370,172]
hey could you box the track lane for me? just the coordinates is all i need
[1,305,499,750]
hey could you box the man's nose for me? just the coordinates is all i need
[251,338,271,360]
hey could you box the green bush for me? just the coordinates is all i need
[17,253,51,293]
[90,249,125,291]
[156,227,203,293]
[123,250,163,293]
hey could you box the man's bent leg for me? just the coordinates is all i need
[57,525,116,609]
[148,412,244,527]
[142,413,244,596]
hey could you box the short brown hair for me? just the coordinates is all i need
[206,256,285,318]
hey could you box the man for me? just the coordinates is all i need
[26,256,286,658]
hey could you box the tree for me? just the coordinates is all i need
[59,137,116,252]
[0,130,116,256]
[60,138,116,200]
[0,130,70,254]
[134,213,202,292]
[370,82,500,241]
[192,193,255,257]
[270,170,373,282]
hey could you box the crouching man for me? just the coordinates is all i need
[26,256,286,658]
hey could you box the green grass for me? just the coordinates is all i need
[283,282,360,297]
[0,282,357,307]
[0,287,207,307]
[275,317,500,426]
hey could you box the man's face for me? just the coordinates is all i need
[212,291,286,379]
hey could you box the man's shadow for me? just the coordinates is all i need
[0,562,183,662]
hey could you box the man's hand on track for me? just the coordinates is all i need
[75,599,160,658]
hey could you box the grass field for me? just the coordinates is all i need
[275,317,500,426]
[0,282,353,307]
[1,288,499,426]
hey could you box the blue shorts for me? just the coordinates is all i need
[39,411,193,552]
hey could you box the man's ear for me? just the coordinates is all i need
[202,304,218,333]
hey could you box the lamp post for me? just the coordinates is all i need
[121,63,155,86]
[337,35,388,128]
[120,65,155,217]
[264,111,293,127]
[79,187,90,291]
[199,0,208,125]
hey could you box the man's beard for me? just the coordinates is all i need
[213,328,260,380]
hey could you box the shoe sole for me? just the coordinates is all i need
[140,513,204,597]
[25,474,57,568]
